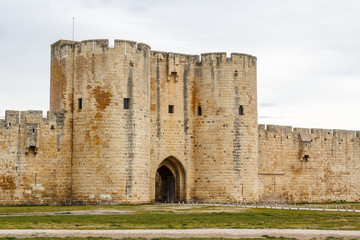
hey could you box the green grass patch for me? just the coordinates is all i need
[0,203,359,215]
[0,208,359,230]
[0,204,247,216]
[294,202,360,209]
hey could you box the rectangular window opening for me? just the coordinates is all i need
[170,72,177,82]
[239,105,244,115]
[124,98,130,109]
[78,98,83,110]
[197,106,202,116]
[28,146,37,154]
[168,105,174,113]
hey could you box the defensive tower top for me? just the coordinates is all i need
[51,39,256,65]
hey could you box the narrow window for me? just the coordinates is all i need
[124,98,130,109]
[32,128,35,133]
[168,105,174,113]
[29,146,37,154]
[197,106,202,116]
[239,105,244,115]
[78,98,82,110]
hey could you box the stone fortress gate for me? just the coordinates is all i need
[0,39,359,205]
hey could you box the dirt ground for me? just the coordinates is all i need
[1,229,360,239]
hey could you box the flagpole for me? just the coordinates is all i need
[72,17,75,41]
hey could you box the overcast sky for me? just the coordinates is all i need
[0,0,359,130]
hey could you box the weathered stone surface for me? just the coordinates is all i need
[0,39,359,205]
[0,110,71,205]
[258,126,360,203]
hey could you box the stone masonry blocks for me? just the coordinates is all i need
[0,39,359,205]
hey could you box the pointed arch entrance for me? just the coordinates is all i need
[155,156,186,202]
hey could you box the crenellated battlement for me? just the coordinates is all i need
[0,110,66,156]
[51,39,256,72]
[200,52,256,66]
[2,37,360,205]
[259,124,360,139]
[0,110,65,130]
[149,50,256,79]
[52,39,151,58]
[151,51,200,63]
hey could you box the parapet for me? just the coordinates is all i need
[151,51,200,64]
[20,110,43,123]
[259,124,360,140]
[0,110,66,154]
[262,124,293,134]
[200,52,256,66]
[51,39,257,71]
[51,40,78,48]
[258,124,266,131]
[149,51,256,70]
[5,110,20,126]
[333,129,357,138]
[51,39,151,57]
[0,110,65,130]
[310,128,333,135]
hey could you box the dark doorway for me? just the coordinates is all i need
[155,166,175,202]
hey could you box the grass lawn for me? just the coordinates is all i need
[0,202,359,215]
[0,204,359,230]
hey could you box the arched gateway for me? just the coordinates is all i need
[155,157,186,202]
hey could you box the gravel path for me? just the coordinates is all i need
[1,229,360,239]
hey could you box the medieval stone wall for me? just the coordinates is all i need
[0,38,359,205]
[258,124,360,203]
[0,110,71,205]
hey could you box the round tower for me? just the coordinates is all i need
[193,52,259,203]
[51,39,151,204]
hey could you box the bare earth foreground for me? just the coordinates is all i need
[1,229,360,239]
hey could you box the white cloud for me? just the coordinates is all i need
[0,0,359,130]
